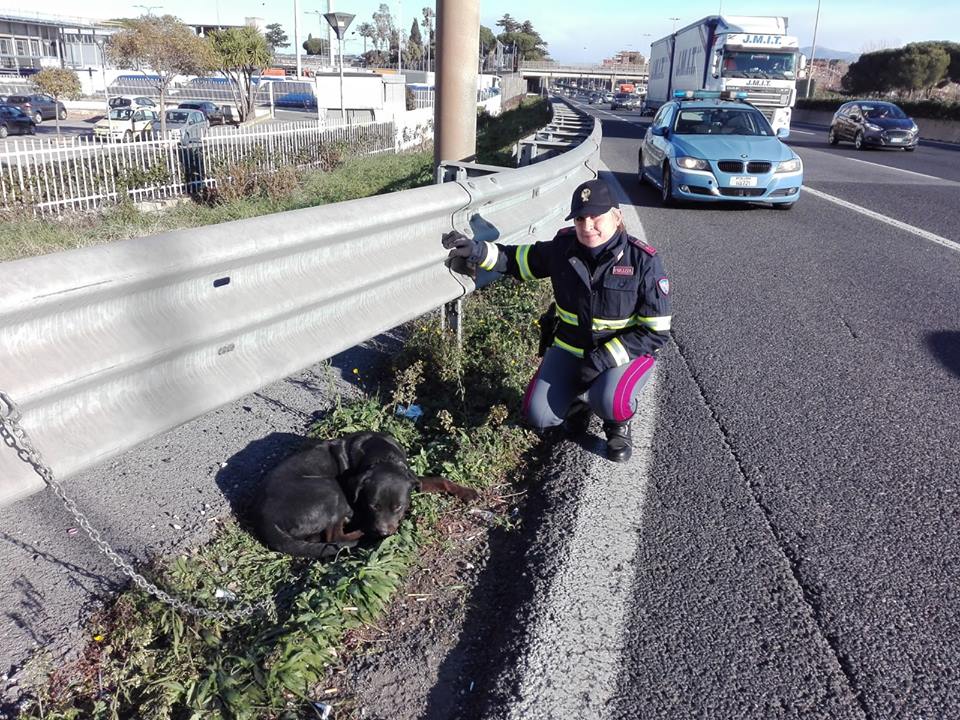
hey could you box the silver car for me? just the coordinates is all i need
[155,109,209,145]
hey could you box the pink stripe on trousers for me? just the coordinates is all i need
[522,363,543,418]
[613,355,655,422]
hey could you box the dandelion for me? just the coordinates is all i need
[93,634,105,642]
[352,368,360,375]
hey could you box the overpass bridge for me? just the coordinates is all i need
[518,61,649,91]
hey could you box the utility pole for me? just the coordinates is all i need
[435,0,479,167]
[806,0,821,98]
[397,0,403,77]
[294,0,302,77]
[327,0,335,68]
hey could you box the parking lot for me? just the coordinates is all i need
[0,109,101,143]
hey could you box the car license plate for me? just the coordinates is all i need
[731,176,758,187]
[890,137,903,143]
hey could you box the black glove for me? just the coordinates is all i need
[442,231,487,265]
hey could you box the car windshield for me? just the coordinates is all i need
[180,103,201,109]
[674,108,773,136]
[108,108,133,120]
[862,104,907,119]
[721,51,796,80]
[165,110,190,123]
[7,96,28,103]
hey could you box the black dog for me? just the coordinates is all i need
[252,431,479,558]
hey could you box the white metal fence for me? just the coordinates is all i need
[0,119,396,214]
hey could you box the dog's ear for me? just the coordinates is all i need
[342,468,370,505]
[327,438,352,477]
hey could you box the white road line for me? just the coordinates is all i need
[803,186,960,254]
[507,372,659,720]
[839,156,950,182]
[504,167,657,719]
[790,129,815,135]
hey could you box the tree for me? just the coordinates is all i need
[107,14,216,137]
[895,44,950,96]
[357,22,376,54]
[496,14,520,34]
[303,33,330,56]
[264,23,289,52]
[208,26,271,124]
[372,4,395,59]
[406,19,423,65]
[32,67,81,135]
[421,7,435,71]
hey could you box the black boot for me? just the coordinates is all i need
[603,421,632,462]
[562,400,592,437]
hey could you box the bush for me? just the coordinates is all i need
[795,96,960,120]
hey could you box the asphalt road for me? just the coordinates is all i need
[438,101,959,719]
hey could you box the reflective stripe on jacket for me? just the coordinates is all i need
[484,227,672,371]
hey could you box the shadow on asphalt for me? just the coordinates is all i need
[926,331,960,378]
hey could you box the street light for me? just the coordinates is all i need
[324,11,354,125]
[669,17,680,32]
[134,4,162,15]
[806,0,822,98]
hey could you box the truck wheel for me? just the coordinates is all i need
[828,127,838,145]
[661,165,674,207]
[854,131,865,150]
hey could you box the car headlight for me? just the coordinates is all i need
[909,123,919,134]
[775,158,802,173]
[676,156,710,171]
[864,122,881,131]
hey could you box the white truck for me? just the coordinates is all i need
[646,15,806,133]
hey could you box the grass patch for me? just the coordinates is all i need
[476,97,552,166]
[17,277,552,720]
[0,151,434,262]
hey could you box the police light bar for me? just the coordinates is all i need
[721,90,750,100]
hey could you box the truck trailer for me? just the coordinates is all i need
[646,15,806,133]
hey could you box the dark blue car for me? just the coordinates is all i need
[0,104,36,137]
[828,100,919,151]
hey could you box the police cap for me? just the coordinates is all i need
[565,178,619,220]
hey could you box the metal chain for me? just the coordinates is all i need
[0,390,273,624]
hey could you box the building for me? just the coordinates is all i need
[604,50,646,67]
[0,10,120,75]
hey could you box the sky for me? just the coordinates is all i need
[7,0,960,63]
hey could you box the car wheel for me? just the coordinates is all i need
[904,146,916,152]
[774,202,796,211]
[828,127,838,145]
[854,131,865,150]
[661,164,674,207]
[33,111,42,124]
[58,107,67,120]
[0,125,7,139]
[123,130,133,142]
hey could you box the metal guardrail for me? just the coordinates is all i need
[0,100,600,506]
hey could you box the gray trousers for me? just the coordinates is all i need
[521,346,656,429]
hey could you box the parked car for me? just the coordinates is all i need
[610,92,643,111]
[638,90,803,209]
[5,94,66,124]
[177,101,225,126]
[107,96,157,111]
[153,108,209,145]
[93,107,161,142]
[0,104,36,137]
[827,100,919,151]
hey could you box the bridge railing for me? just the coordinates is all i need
[0,100,600,506]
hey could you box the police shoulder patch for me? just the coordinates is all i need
[658,277,670,295]
[628,235,657,255]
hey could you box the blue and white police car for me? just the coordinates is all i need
[638,90,803,209]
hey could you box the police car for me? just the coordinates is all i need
[638,90,803,209]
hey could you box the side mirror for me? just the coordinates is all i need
[650,126,667,137]
[776,127,790,139]
[798,54,808,71]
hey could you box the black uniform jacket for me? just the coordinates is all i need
[480,226,672,372]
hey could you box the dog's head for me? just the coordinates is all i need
[349,462,419,537]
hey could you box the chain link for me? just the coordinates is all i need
[0,390,273,624]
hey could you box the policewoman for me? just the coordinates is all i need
[444,178,672,462]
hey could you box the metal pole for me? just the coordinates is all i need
[328,0,335,68]
[434,0,479,167]
[294,0,302,78]
[339,39,345,125]
[806,0,821,99]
